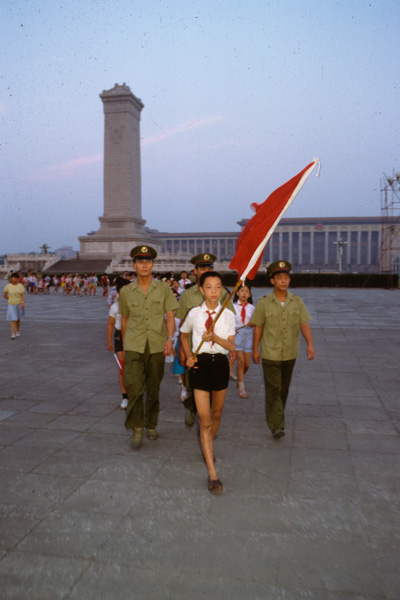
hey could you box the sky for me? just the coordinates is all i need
[1,0,399,254]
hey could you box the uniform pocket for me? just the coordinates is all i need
[151,298,164,317]
[288,310,300,325]
[266,310,280,320]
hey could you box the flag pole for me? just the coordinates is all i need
[192,278,242,359]
[191,158,320,360]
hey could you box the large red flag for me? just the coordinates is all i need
[229,158,320,281]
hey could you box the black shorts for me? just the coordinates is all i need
[114,329,123,353]
[189,353,230,392]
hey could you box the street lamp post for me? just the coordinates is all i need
[334,238,348,273]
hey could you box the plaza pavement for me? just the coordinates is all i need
[0,281,399,600]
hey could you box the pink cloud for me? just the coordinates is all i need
[30,153,103,182]
[142,116,225,146]
[30,115,227,182]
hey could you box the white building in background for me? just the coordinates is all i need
[149,216,382,273]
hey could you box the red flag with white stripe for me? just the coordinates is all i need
[229,158,320,281]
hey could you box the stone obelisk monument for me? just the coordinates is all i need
[79,83,160,260]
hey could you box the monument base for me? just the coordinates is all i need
[78,232,162,261]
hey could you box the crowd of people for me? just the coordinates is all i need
[8,269,195,298]
[4,250,315,494]
[9,271,102,296]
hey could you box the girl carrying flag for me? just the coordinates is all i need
[180,272,235,495]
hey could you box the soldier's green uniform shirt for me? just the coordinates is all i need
[251,291,311,361]
[119,279,179,353]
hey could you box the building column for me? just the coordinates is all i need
[344,229,350,267]
[357,230,361,265]
[324,232,329,266]
[367,230,372,264]
[288,232,293,264]
[335,232,341,269]
[310,231,314,265]
[299,232,303,265]
[377,230,381,267]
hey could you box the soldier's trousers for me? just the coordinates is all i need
[124,343,165,430]
[261,358,296,434]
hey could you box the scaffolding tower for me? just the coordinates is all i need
[380,171,400,276]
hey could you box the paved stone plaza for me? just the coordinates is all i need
[0,282,399,599]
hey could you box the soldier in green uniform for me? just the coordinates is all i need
[251,260,315,438]
[119,245,179,449]
[176,253,235,426]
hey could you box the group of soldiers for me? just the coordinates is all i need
[118,245,315,453]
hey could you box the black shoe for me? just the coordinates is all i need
[185,409,196,426]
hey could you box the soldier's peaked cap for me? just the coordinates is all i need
[190,253,217,267]
[130,245,157,260]
[267,260,292,277]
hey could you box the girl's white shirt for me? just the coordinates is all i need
[108,295,121,330]
[233,301,256,329]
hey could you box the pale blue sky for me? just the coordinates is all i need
[1,0,399,254]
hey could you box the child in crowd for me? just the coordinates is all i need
[101,274,109,297]
[52,274,59,292]
[44,274,51,293]
[92,273,99,295]
[73,273,81,296]
[178,271,191,294]
[107,277,130,409]
[170,280,180,297]
[4,273,25,339]
[232,284,255,399]
[60,273,66,294]
[180,272,235,495]
[28,272,37,294]
[87,273,93,295]
[37,278,45,293]
[170,315,187,402]
[65,274,73,295]
[82,274,89,295]
[107,278,118,308]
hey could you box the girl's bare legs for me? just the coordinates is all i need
[194,388,226,481]
[210,389,227,439]
[229,354,237,380]
[194,390,216,479]
[236,350,245,383]
[237,351,251,397]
